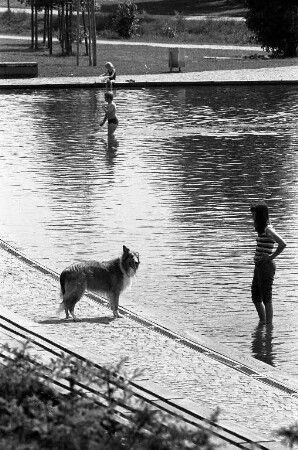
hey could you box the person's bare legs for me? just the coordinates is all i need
[264,302,273,325]
[108,122,117,138]
[254,302,266,323]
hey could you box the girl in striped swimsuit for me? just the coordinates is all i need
[251,201,286,325]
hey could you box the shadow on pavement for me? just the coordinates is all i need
[39,316,115,325]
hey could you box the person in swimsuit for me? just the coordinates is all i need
[100,62,116,89]
[250,201,286,325]
[100,91,118,136]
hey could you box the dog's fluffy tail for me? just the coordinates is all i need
[57,270,67,315]
[60,270,67,296]
[57,301,65,315]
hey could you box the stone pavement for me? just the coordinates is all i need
[0,65,298,89]
[1,240,298,449]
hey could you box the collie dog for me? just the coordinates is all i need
[58,245,140,320]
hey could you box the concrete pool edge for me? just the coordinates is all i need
[2,80,298,89]
[0,64,298,89]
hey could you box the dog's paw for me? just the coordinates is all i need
[113,311,122,319]
[70,314,80,322]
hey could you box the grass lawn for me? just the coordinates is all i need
[1,37,298,78]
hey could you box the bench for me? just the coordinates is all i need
[0,62,38,79]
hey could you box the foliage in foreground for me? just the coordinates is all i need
[277,423,298,449]
[0,343,219,450]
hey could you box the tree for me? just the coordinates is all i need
[112,0,139,39]
[16,0,97,62]
[246,0,298,57]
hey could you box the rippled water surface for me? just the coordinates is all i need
[1,86,298,377]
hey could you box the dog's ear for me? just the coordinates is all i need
[123,245,130,254]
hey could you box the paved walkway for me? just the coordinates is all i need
[0,62,298,89]
[1,240,298,449]
[0,33,260,50]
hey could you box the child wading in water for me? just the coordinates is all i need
[250,201,286,325]
[100,91,118,137]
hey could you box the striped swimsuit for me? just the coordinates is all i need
[254,225,275,263]
[251,225,276,304]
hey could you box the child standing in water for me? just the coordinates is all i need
[250,201,286,325]
[100,91,118,136]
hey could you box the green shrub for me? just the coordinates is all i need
[185,18,253,44]
[95,12,114,32]
[246,0,298,56]
[0,9,32,34]
[95,13,120,39]
[161,24,176,38]
[97,28,119,40]
[277,422,298,449]
[112,0,139,39]
[174,10,186,33]
[0,343,220,449]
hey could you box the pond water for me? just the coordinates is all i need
[1,85,298,378]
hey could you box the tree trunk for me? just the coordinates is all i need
[88,2,92,65]
[91,0,96,66]
[82,9,88,56]
[76,0,80,65]
[43,7,47,44]
[34,5,38,50]
[65,3,69,55]
[31,1,34,49]
[68,2,73,55]
[284,41,297,57]
[61,3,65,55]
[49,4,53,55]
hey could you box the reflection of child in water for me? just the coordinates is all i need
[100,91,118,136]
[100,62,116,89]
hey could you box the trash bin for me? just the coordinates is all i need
[168,47,185,72]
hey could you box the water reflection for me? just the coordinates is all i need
[1,85,298,377]
[251,323,275,367]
